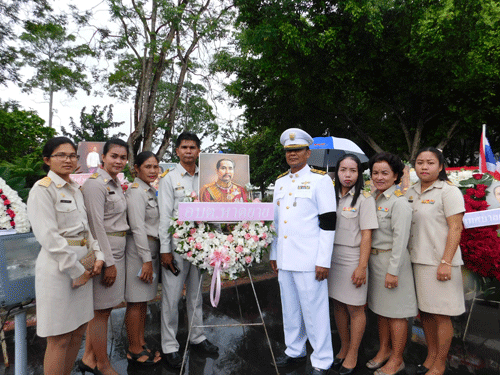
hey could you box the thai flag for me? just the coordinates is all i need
[479,125,498,174]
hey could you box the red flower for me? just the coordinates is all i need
[475,190,486,198]
[476,184,487,191]
[473,173,483,180]
[3,199,10,205]
[466,188,476,196]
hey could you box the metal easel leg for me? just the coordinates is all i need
[14,311,27,375]
[180,276,204,374]
[246,268,279,375]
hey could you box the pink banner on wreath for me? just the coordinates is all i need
[178,202,274,222]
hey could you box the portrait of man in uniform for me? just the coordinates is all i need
[76,141,105,174]
[198,153,250,202]
[486,182,500,209]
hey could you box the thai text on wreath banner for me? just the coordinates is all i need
[177,202,274,222]
[463,208,500,229]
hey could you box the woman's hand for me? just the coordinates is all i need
[385,273,398,289]
[102,265,117,287]
[437,263,452,282]
[351,266,367,287]
[139,261,154,284]
[90,260,104,277]
[72,270,92,288]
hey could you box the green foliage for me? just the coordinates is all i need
[0,101,55,161]
[61,104,126,144]
[219,0,500,164]
[0,154,46,201]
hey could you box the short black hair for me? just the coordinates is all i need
[135,151,158,168]
[369,152,405,185]
[414,147,449,181]
[216,158,235,170]
[175,132,201,149]
[42,137,77,173]
[334,154,364,207]
[103,138,129,158]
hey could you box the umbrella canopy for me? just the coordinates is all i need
[308,136,368,169]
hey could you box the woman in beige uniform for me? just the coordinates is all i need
[28,136,104,375]
[80,138,129,375]
[328,154,378,375]
[124,151,161,365]
[406,147,465,375]
[366,152,417,375]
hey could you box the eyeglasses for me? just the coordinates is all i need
[50,153,80,161]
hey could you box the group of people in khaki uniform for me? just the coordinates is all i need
[271,129,465,375]
[28,130,465,375]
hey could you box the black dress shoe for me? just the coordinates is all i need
[416,364,429,375]
[339,365,356,375]
[311,367,329,375]
[273,353,307,367]
[333,357,344,370]
[191,339,219,354]
[164,352,182,369]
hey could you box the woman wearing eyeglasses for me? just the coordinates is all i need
[80,138,130,375]
[28,137,104,375]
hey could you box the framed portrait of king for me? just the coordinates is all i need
[198,153,250,202]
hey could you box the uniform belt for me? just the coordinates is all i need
[107,231,127,237]
[66,237,88,247]
[371,248,391,255]
[147,235,159,241]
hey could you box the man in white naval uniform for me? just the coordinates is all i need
[158,132,218,368]
[270,128,336,375]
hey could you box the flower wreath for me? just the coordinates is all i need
[0,177,30,233]
[458,173,500,283]
[168,191,275,305]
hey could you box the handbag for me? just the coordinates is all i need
[79,250,96,271]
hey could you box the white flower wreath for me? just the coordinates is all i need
[0,177,30,233]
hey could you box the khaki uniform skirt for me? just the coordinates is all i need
[413,263,465,316]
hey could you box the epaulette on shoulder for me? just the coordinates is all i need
[89,172,99,179]
[362,190,372,198]
[311,168,327,175]
[130,182,139,189]
[277,171,290,180]
[37,176,52,187]
[394,189,404,197]
[446,180,454,186]
[160,169,171,178]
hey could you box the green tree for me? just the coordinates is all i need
[18,15,94,127]
[0,0,50,85]
[61,104,126,144]
[0,101,55,161]
[93,0,235,167]
[216,0,500,163]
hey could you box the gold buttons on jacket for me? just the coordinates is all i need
[284,236,288,239]
[284,220,287,223]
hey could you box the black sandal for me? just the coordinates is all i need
[143,343,161,358]
[127,349,159,366]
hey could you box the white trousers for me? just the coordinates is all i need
[278,270,334,370]
[161,252,206,353]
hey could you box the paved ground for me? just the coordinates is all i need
[0,261,499,374]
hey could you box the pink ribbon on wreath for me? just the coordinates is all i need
[208,249,230,307]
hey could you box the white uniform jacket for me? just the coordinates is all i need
[270,165,336,271]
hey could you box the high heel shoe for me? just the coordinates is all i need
[77,359,103,375]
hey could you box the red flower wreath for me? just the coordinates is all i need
[0,188,16,229]
[459,176,500,282]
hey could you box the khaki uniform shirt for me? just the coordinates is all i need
[27,170,103,279]
[81,168,129,267]
[371,185,413,276]
[406,180,465,266]
[334,188,378,248]
[126,177,159,263]
[158,164,199,254]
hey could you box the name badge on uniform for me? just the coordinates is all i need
[60,199,72,203]
[108,191,116,195]
[422,199,435,204]
[175,186,184,191]
[377,206,389,212]
[343,207,357,212]
[408,196,413,202]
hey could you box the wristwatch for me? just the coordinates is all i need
[441,259,452,266]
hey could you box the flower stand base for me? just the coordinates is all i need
[180,267,280,374]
